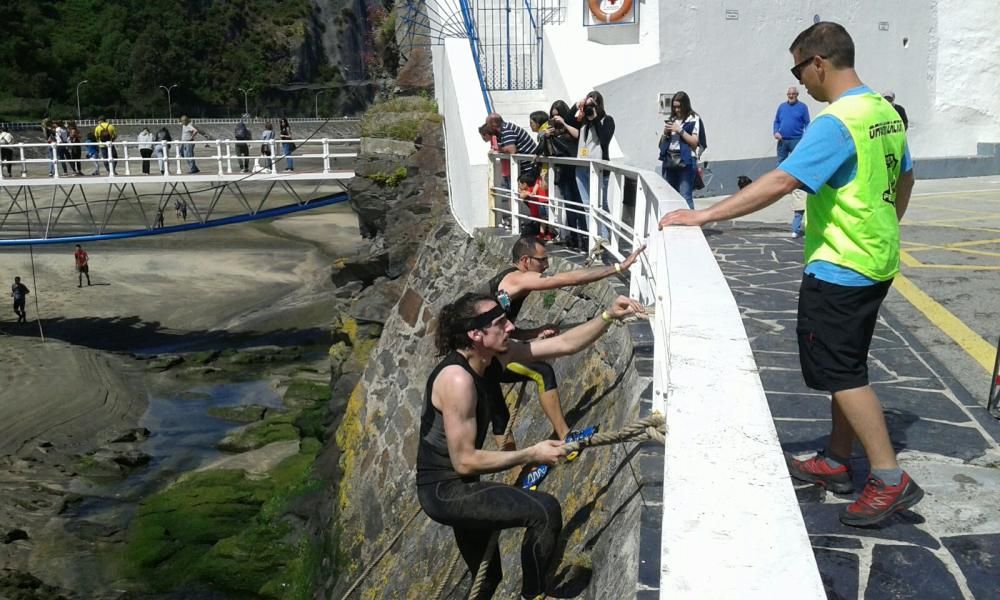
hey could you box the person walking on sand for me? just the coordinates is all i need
[11,276,29,323]
[74,244,91,287]
[659,21,919,528]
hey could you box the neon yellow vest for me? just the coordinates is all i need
[804,92,907,281]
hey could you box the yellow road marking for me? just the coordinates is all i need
[893,274,995,373]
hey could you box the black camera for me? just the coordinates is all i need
[585,106,597,119]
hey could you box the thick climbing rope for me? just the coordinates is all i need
[466,412,666,599]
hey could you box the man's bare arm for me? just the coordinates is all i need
[438,367,563,476]
[895,169,914,221]
[659,169,801,228]
[503,296,644,363]
[504,245,646,295]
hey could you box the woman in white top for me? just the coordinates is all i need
[658,91,704,209]
[137,127,154,175]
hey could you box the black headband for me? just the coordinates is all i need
[459,304,506,331]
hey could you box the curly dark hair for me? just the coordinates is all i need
[435,293,499,355]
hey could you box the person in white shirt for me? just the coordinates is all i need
[137,127,154,175]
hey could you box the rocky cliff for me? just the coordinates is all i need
[323,219,655,597]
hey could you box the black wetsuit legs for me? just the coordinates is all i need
[418,479,562,598]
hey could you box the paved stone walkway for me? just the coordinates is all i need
[706,222,1000,600]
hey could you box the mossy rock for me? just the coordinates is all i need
[124,440,325,596]
[217,416,299,452]
[207,404,271,423]
[148,355,184,371]
[226,346,303,366]
[283,380,329,409]
[186,350,221,365]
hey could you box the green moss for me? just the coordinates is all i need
[283,380,330,408]
[368,166,408,187]
[124,440,325,597]
[542,290,557,309]
[217,415,299,452]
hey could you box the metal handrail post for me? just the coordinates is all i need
[123,143,131,176]
[51,142,59,179]
[509,158,520,233]
[216,140,224,175]
[458,0,493,113]
[322,139,331,173]
[19,144,26,177]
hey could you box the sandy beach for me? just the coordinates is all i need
[0,203,363,591]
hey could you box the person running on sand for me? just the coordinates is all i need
[11,276,29,323]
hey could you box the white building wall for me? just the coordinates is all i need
[537,0,1000,173]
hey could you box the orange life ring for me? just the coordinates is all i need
[588,0,634,23]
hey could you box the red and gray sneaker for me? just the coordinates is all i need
[840,472,924,527]
[786,451,854,494]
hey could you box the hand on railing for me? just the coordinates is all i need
[658,208,708,229]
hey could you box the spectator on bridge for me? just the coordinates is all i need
[575,91,616,237]
[234,121,252,173]
[527,110,551,184]
[43,119,57,177]
[11,276,29,324]
[540,100,583,248]
[67,122,83,176]
[179,115,204,174]
[0,126,14,178]
[54,120,71,176]
[484,113,538,187]
[94,116,118,175]
[659,91,704,209]
[882,91,908,129]
[137,127,154,175]
[261,122,275,172]
[84,132,101,175]
[279,117,294,172]
[74,244,91,287]
[153,127,172,174]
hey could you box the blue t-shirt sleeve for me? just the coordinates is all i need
[777,115,854,194]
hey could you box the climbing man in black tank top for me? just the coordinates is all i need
[488,235,645,486]
[417,291,644,599]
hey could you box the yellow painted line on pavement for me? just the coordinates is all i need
[893,274,995,373]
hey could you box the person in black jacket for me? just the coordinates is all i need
[570,91,615,242]
[882,91,908,130]
[539,100,586,249]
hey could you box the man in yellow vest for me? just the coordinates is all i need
[659,21,919,527]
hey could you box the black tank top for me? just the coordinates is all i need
[488,267,524,322]
[416,351,510,485]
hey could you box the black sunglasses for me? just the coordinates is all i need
[790,55,824,81]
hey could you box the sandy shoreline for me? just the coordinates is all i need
[0,204,363,591]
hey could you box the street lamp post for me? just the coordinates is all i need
[238,87,254,118]
[159,84,178,120]
[314,90,327,120]
[75,80,89,121]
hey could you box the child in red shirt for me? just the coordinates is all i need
[517,172,555,240]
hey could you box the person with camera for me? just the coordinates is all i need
[539,100,585,248]
[573,92,615,241]
[658,91,703,209]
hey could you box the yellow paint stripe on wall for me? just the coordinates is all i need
[892,274,995,373]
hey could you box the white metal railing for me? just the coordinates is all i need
[0,137,359,180]
[0,117,359,131]
[484,151,826,599]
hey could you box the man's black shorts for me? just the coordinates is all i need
[77,265,88,273]
[796,273,892,393]
[500,361,558,393]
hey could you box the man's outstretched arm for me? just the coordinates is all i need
[505,244,646,295]
[659,169,801,228]
[503,295,645,363]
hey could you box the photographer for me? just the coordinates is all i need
[658,91,703,209]
[574,91,615,240]
[539,100,585,249]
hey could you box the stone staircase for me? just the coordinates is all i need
[490,89,552,133]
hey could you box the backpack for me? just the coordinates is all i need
[235,123,251,141]
[97,124,112,142]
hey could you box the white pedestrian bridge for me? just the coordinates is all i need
[0,137,357,245]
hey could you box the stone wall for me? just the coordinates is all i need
[327,222,653,599]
